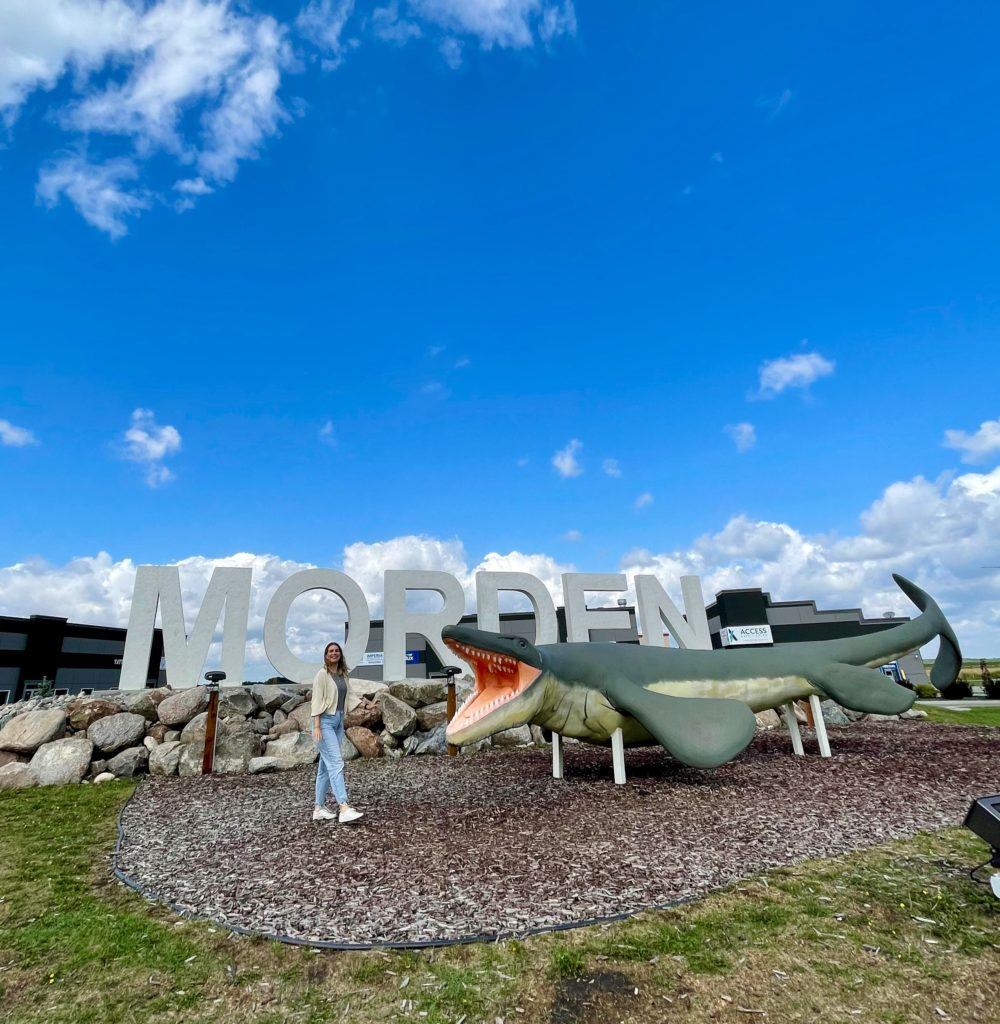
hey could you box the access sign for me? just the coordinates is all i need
[720,624,774,647]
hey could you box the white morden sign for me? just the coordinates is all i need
[118,566,714,690]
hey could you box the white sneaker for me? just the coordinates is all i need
[312,807,337,821]
[338,806,363,824]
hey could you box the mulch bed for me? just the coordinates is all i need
[115,723,999,946]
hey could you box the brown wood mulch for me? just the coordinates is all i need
[115,723,999,946]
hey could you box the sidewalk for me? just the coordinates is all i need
[916,699,1000,709]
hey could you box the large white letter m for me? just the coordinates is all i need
[118,565,252,690]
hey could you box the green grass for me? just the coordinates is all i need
[920,705,1000,726]
[1,783,999,1024]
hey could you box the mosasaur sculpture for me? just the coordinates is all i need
[443,575,961,769]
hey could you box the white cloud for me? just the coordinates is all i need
[318,419,336,445]
[410,0,576,49]
[372,2,423,44]
[454,356,470,368]
[756,88,794,119]
[516,456,529,467]
[36,154,151,238]
[634,491,654,510]
[757,350,835,398]
[297,0,356,66]
[943,417,1000,465]
[602,457,621,478]
[4,0,291,236]
[0,419,39,447]
[2,462,998,680]
[725,421,756,453]
[5,0,575,235]
[121,407,181,487]
[621,465,1000,656]
[426,344,445,357]
[172,175,214,212]
[711,150,723,163]
[552,437,582,477]
[563,529,582,542]
[439,36,463,68]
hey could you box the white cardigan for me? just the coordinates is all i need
[311,668,348,717]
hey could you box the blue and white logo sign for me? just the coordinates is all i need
[720,624,774,647]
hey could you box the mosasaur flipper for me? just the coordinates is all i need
[807,663,915,715]
[602,681,757,769]
[442,574,961,770]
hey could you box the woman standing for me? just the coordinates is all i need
[311,641,363,823]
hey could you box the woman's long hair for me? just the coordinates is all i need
[324,641,349,677]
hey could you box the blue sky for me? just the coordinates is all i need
[1,1,999,659]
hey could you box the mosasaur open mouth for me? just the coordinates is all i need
[443,629,542,740]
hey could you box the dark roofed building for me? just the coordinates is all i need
[0,615,165,704]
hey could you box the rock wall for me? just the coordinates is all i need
[0,676,543,789]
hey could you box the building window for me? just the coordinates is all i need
[23,688,37,699]
[0,631,28,651]
[79,688,94,696]
[60,636,126,655]
[0,691,9,705]
[54,688,69,697]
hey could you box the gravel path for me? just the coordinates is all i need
[116,723,999,946]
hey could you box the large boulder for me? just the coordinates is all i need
[344,697,381,730]
[147,722,170,743]
[248,756,279,775]
[250,684,293,713]
[107,745,149,778]
[341,733,360,761]
[219,688,256,718]
[380,694,417,739]
[345,726,382,758]
[754,709,782,731]
[87,712,147,755]
[405,725,446,756]
[67,698,120,731]
[0,750,27,768]
[415,700,448,732]
[265,732,319,767]
[178,744,204,777]
[121,688,170,721]
[0,709,66,754]
[287,703,313,732]
[180,711,248,746]
[491,725,533,747]
[157,687,209,727]
[819,701,853,726]
[30,737,93,786]
[0,762,37,789]
[149,741,183,777]
[280,693,306,714]
[345,678,388,713]
[387,679,448,708]
[93,772,116,784]
[213,733,262,774]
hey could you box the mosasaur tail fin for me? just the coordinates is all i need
[891,574,962,690]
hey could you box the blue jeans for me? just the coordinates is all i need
[314,712,349,806]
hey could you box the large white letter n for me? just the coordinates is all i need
[119,565,252,690]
